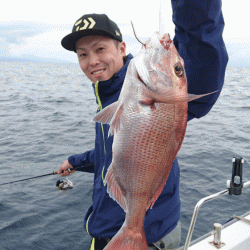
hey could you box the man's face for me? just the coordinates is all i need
[75,35,126,83]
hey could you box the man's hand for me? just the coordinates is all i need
[54,160,76,177]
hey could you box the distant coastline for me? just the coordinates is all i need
[0,56,77,64]
[0,57,248,68]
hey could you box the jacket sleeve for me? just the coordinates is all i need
[171,0,229,121]
[68,148,95,173]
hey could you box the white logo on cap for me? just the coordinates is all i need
[115,30,120,36]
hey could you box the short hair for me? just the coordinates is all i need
[113,39,120,49]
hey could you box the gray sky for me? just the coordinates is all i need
[1,0,249,66]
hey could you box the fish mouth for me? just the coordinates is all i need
[160,33,173,51]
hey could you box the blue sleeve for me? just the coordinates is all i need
[68,149,95,173]
[171,0,229,121]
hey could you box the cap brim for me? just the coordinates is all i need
[61,29,122,52]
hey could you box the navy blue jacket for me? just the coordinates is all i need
[68,0,228,244]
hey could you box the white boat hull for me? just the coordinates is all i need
[179,212,250,250]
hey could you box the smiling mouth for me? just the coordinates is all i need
[92,69,105,75]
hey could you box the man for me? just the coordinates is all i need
[56,1,228,249]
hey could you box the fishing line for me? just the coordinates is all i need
[130,21,145,46]
[0,164,94,186]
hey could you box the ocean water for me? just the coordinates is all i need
[0,62,249,250]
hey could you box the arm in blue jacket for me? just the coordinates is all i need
[171,0,228,121]
[68,148,95,173]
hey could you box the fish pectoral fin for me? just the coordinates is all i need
[187,90,219,102]
[105,165,127,212]
[93,101,119,124]
[143,89,184,104]
[148,90,219,104]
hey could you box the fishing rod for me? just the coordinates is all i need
[0,164,94,187]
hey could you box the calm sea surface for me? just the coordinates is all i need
[0,62,249,250]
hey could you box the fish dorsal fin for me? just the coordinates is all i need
[93,101,123,136]
[93,101,118,124]
[108,104,123,136]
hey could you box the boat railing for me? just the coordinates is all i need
[183,157,250,250]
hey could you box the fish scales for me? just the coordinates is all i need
[112,101,186,203]
[94,32,210,249]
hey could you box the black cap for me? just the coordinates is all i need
[61,14,123,52]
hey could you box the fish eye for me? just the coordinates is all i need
[174,64,184,77]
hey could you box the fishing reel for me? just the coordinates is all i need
[56,168,74,193]
[56,178,74,193]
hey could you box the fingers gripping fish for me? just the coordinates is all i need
[94,32,216,250]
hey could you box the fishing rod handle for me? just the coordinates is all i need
[53,164,95,175]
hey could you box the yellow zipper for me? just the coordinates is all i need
[86,212,92,234]
[90,238,95,250]
[86,81,108,235]
[95,81,107,186]
[95,81,107,155]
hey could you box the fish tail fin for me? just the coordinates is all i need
[104,225,149,250]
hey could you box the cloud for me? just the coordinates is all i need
[2,23,39,44]
[225,38,250,67]
[0,20,144,63]
[1,21,250,67]
[0,22,43,57]
[0,21,75,62]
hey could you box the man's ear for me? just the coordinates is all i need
[119,41,126,57]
